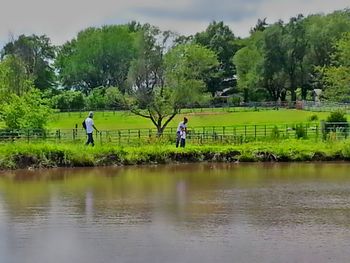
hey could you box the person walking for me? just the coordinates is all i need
[176,117,188,148]
[84,111,99,146]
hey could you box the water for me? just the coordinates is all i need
[1,163,350,263]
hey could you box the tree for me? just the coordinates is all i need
[193,21,239,96]
[283,15,309,100]
[1,34,56,90]
[322,32,350,102]
[128,43,218,134]
[250,18,268,34]
[0,55,32,98]
[261,22,288,101]
[55,25,138,94]
[51,90,85,110]
[233,32,265,101]
[2,89,52,130]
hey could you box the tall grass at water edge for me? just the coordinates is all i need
[1,139,350,170]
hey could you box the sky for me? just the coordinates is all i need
[0,0,349,47]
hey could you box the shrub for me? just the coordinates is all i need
[323,111,349,139]
[308,114,318,122]
[270,126,280,139]
[295,124,307,139]
[2,89,52,130]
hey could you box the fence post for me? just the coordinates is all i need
[254,125,257,140]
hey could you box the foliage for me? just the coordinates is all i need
[51,90,85,110]
[128,35,218,134]
[326,111,347,123]
[193,21,240,95]
[324,111,349,137]
[270,126,280,139]
[232,32,265,101]
[1,34,56,90]
[295,124,307,139]
[85,87,107,110]
[322,32,350,102]
[105,87,127,109]
[2,139,350,169]
[0,55,32,98]
[308,114,318,122]
[55,25,138,94]
[2,89,53,130]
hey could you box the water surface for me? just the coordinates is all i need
[1,163,350,263]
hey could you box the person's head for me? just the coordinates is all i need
[183,117,188,124]
[88,111,94,118]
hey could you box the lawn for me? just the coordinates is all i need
[48,109,330,130]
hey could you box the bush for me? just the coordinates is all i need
[86,87,107,110]
[105,87,127,109]
[270,126,280,139]
[323,111,349,139]
[308,114,318,122]
[2,89,52,130]
[51,90,85,110]
[295,124,307,139]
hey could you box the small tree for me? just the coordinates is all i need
[2,89,52,130]
[128,41,218,135]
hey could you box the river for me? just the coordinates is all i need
[0,163,350,263]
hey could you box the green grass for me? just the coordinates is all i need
[48,109,330,130]
[0,139,349,170]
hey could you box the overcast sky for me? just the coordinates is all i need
[0,0,349,47]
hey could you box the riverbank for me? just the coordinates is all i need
[0,139,349,170]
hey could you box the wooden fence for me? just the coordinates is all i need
[2,122,346,145]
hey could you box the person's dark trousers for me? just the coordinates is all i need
[176,132,181,148]
[86,133,94,146]
[180,138,185,148]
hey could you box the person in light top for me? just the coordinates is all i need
[176,117,188,148]
[84,111,99,146]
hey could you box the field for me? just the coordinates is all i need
[48,108,331,130]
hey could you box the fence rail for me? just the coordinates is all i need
[1,122,348,145]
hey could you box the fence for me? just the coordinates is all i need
[1,122,348,145]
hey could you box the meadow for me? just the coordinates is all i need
[48,108,330,130]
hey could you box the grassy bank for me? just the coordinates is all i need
[0,139,350,170]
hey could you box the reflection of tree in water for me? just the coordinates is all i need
[1,163,350,232]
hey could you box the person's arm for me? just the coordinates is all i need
[93,125,99,132]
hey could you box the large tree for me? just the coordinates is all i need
[232,32,265,102]
[1,34,56,90]
[322,32,350,102]
[193,21,239,96]
[55,25,138,94]
[0,55,32,98]
[283,15,309,100]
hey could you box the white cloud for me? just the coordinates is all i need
[0,0,349,47]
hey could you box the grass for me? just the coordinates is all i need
[0,139,349,170]
[48,109,330,130]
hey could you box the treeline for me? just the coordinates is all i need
[0,9,350,132]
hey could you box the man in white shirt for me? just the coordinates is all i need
[84,111,99,146]
[176,117,188,148]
